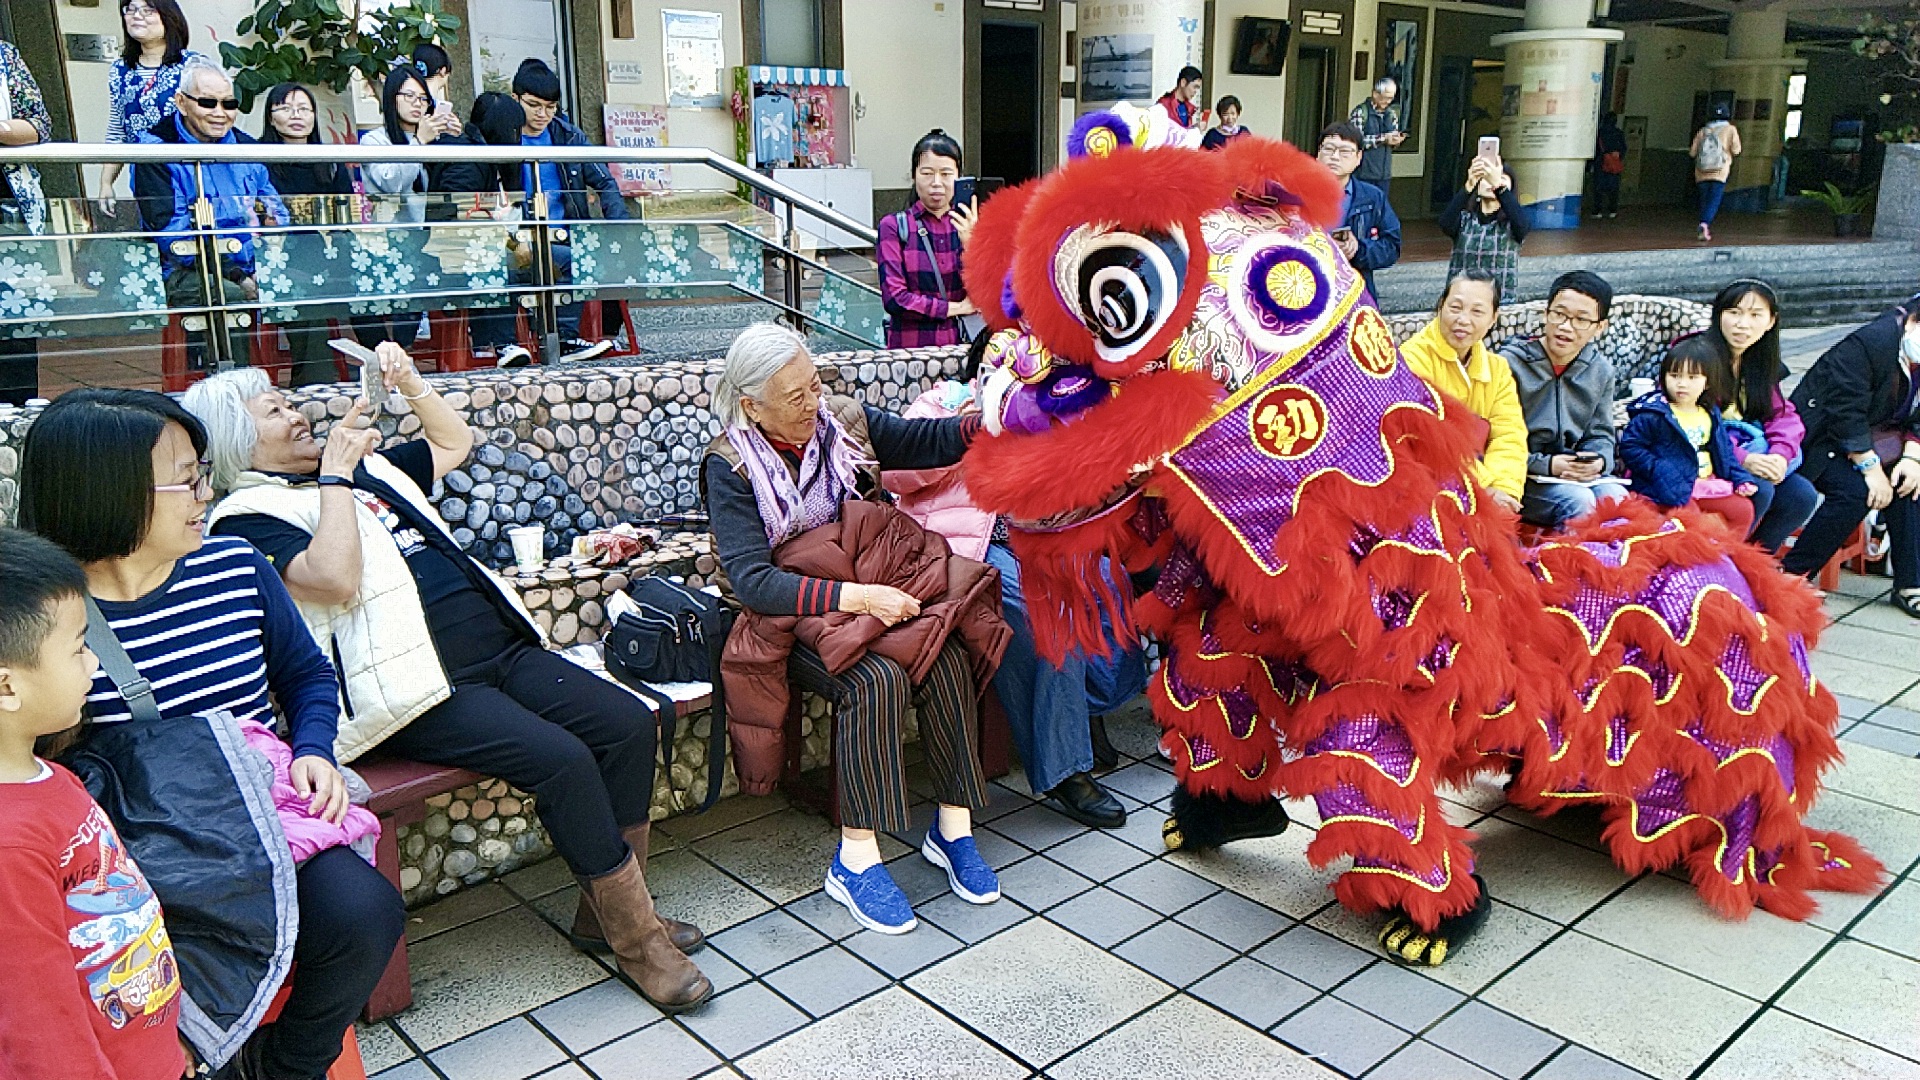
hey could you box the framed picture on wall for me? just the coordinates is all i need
[1230,17,1291,77]
[1374,4,1428,155]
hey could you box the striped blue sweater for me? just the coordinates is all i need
[85,536,342,764]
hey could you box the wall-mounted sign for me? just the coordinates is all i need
[64,35,122,63]
[607,61,646,85]
[664,9,726,109]
[606,105,672,195]
[1299,11,1344,36]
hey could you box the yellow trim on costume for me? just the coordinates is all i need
[1182,733,1223,773]
[1605,724,1644,767]
[1537,717,1572,762]
[1347,848,1456,894]
[1323,804,1427,843]
[1318,748,1423,789]
[1546,584,1747,656]
[1713,668,1780,716]
[1584,667,1683,710]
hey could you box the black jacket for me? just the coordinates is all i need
[1790,309,1919,481]
[432,116,628,223]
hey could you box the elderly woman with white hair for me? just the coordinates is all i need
[703,322,1003,935]
[181,346,712,1014]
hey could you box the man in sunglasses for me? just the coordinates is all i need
[1498,270,1630,528]
[134,57,286,368]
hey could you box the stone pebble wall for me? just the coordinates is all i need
[0,345,969,906]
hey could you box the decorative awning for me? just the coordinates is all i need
[747,66,848,87]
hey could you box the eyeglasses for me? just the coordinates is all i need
[154,460,214,498]
[1317,143,1359,158]
[517,96,559,116]
[123,2,158,16]
[396,90,431,105]
[271,103,315,117]
[1544,308,1602,332]
[186,95,241,112]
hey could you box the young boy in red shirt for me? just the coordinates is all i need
[0,527,186,1080]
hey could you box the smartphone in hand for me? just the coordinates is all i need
[329,338,393,419]
[1477,136,1501,166]
[953,177,976,208]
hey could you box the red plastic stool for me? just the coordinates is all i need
[580,299,640,357]
[160,314,290,391]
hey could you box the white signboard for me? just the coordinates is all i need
[663,9,726,109]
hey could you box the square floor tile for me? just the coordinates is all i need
[1187,958,1318,1030]
[1051,994,1336,1080]
[1846,723,1920,756]
[429,1018,565,1080]
[1826,742,1920,814]
[761,944,890,1019]
[1047,887,1161,948]
[782,889,863,941]
[973,781,1034,822]
[1803,793,1920,932]
[645,850,776,936]
[1308,899,1556,996]
[530,1067,590,1080]
[885,848,962,906]
[396,907,609,1050]
[881,801,939,848]
[696,949,754,996]
[1107,802,1185,854]
[987,802,1087,851]
[1491,803,1610,854]
[581,1019,723,1080]
[1698,1006,1920,1080]
[1175,890,1294,951]
[1114,920,1236,987]
[1851,878,1920,961]
[657,793,790,843]
[843,920,966,978]
[1366,1039,1500,1080]
[968,827,1030,869]
[500,857,575,901]
[908,919,1172,1067]
[1108,860,1219,915]
[1465,816,1634,924]
[697,811,903,905]
[1426,1000,1565,1078]
[1810,650,1919,704]
[1575,873,1832,999]
[1530,1045,1654,1080]
[372,1063,436,1080]
[1834,693,1880,720]
[1168,827,1340,920]
[1778,939,1920,1059]
[1863,703,1920,734]
[1482,932,1757,1079]
[1330,960,1465,1032]
[1101,762,1178,804]
[995,855,1096,911]
[406,883,519,943]
[708,909,830,975]
[1838,599,1920,641]
[528,979,660,1054]
[1271,995,1409,1076]
[355,1023,413,1074]
[916,891,1033,944]
[680,981,810,1060]
[1048,830,1154,882]
[737,986,1027,1080]
[1251,926,1375,991]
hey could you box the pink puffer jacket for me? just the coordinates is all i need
[240,720,381,866]
[883,383,997,560]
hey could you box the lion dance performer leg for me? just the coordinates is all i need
[957,105,1883,965]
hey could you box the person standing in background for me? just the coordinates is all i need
[0,38,51,406]
[1315,122,1401,303]
[259,82,355,386]
[1592,112,1627,220]
[96,0,205,213]
[411,42,454,107]
[878,130,977,349]
[1440,158,1527,299]
[1201,96,1250,151]
[1690,103,1741,242]
[1349,78,1405,200]
[1155,66,1206,130]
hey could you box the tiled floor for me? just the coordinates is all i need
[358,323,1919,1080]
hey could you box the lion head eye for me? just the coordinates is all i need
[1054,226,1190,366]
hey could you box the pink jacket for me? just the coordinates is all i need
[1729,385,1807,467]
[882,383,997,561]
[240,720,381,866]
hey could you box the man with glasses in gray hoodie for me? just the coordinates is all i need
[1500,270,1630,528]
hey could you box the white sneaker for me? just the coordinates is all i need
[561,338,614,362]
[495,344,534,368]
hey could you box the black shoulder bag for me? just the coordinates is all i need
[604,577,735,811]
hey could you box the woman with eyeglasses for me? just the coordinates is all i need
[260,82,354,386]
[0,35,52,405]
[17,388,405,1079]
[352,67,456,349]
[95,0,205,213]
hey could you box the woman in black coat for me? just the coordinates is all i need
[1781,296,1920,614]
[259,82,357,385]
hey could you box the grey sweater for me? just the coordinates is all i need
[1499,337,1619,476]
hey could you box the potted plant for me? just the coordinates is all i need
[1801,182,1877,236]
[219,0,460,111]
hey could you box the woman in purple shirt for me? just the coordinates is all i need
[878,130,978,348]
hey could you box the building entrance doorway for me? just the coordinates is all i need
[979,21,1042,186]
[1288,45,1338,149]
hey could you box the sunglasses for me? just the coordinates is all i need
[187,95,241,111]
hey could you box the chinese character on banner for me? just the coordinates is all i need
[605,106,671,196]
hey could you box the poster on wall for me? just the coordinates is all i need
[1081,34,1153,104]
[1076,0,1205,112]
[1501,40,1605,158]
[605,105,671,195]
[664,9,726,108]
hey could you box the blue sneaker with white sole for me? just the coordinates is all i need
[922,826,1001,904]
[824,855,917,934]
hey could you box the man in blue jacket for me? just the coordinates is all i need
[134,59,286,368]
[1315,122,1400,303]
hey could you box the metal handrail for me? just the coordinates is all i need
[10,142,881,246]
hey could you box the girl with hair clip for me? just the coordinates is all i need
[878,129,978,348]
[1704,278,1818,550]
[1620,333,1760,535]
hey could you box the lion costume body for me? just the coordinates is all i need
[957,108,1881,946]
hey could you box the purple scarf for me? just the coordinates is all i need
[726,403,872,547]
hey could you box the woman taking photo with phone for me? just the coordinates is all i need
[354,66,458,348]
[1441,151,1527,299]
[260,82,354,386]
[879,130,978,349]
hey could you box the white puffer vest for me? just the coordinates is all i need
[209,454,546,762]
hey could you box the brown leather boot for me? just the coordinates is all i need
[577,854,712,1013]
[569,822,706,955]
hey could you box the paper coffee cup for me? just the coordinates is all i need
[1629,377,1656,398]
[508,525,545,571]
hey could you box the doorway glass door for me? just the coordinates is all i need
[980,22,1042,185]
[1289,47,1334,149]
[470,0,564,96]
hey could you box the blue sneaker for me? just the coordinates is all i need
[824,855,917,934]
[922,826,1001,904]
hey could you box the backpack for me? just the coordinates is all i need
[1695,123,1728,172]
[604,576,735,811]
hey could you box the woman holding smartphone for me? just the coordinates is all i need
[353,66,458,348]
[879,130,978,348]
[260,82,354,386]
[1440,147,1527,299]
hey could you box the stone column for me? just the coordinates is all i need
[1707,10,1803,213]
[1490,0,1623,229]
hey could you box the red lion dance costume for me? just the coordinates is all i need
[959,105,1882,963]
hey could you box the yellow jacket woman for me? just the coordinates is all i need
[1398,274,1529,504]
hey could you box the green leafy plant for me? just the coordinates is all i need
[1857,3,1920,111]
[218,0,461,111]
[1879,122,1920,144]
[1800,182,1877,215]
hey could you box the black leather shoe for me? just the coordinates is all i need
[1089,714,1120,771]
[1047,772,1127,828]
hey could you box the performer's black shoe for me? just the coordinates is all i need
[1162,787,1291,852]
[1047,772,1127,828]
[1378,873,1493,967]
[1089,714,1121,771]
